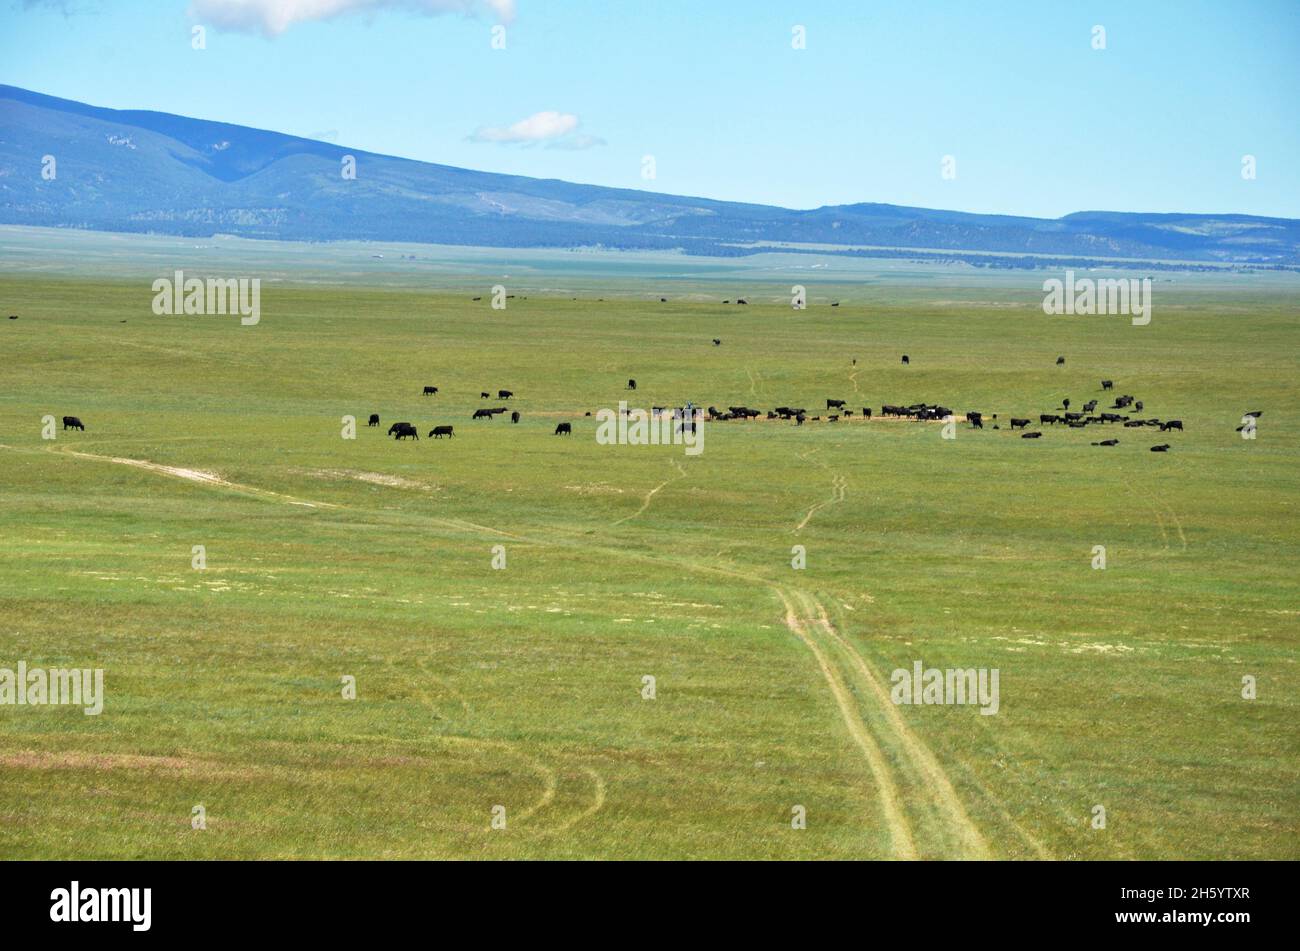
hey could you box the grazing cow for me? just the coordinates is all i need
[1151,444,1171,452]
[862,408,872,419]
[1092,439,1119,446]
[843,410,854,417]
[1160,420,1183,432]
[480,392,490,399]
[828,415,839,422]
[1010,418,1031,430]
[660,298,667,302]
[627,379,637,390]
[1056,356,1065,365]
[968,412,984,428]
[7,315,16,320]
[1101,380,1114,391]
[1083,400,1098,413]
[389,422,418,440]
[736,298,748,305]
[795,414,805,426]
[62,416,84,431]
[498,390,513,400]
[368,414,380,427]
[826,399,846,410]
[1021,432,1042,439]
[1039,414,1059,426]
[712,338,721,346]
[472,409,494,420]
[554,422,572,435]
[429,425,454,439]
[487,407,508,416]
[901,355,910,365]
[423,386,438,396]
[511,411,520,424]
[831,302,840,307]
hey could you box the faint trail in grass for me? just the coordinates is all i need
[611,458,686,527]
[544,767,608,836]
[793,449,847,534]
[32,446,336,509]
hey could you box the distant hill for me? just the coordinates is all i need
[3,84,1298,267]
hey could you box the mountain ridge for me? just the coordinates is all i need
[3,83,1297,266]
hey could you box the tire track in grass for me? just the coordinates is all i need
[776,587,918,859]
[799,591,992,859]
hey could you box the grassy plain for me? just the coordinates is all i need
[0,263,1296,859]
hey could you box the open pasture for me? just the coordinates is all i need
[0,274,1296,859]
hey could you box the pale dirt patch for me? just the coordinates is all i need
[304,468,437,491]
[564,483,625,495]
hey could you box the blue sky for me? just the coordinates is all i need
[2,0,1298,218]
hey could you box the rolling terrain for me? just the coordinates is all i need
[0,263,1296,859]
[4,84,1299,265]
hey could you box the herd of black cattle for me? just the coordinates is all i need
[55,353,1260,453]
[364,364,1250,452]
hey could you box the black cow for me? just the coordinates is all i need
[1092,439,1119,446]
[368,414,380,427]
[1134,401,1143,412]
[1245,411,1262,418]
[901,355,910,365]
[861,408,872,419]
[498,390,513,399]
[1021,432,1042,439]
[488,407,508,416]
[1056,356,1065,365]
[736,298,748,305]
[389,422,418,440]
[1010,418,1031,430]
[480,392,490,399]
[1062,398,1071,410]
[429,425,454,439]
[62,416,84,431]
[1101,380,1114,391]
[712,339,721,346]
[1083,400,1098,413]
[422,386,438,396]
[826,399,846,410]
[1040,414,1059,426]
[627,379,637,390]
[1151,444,1171,452]
[968,412,984,429]
[554,422,572,435]
[472,409,494,420]
[1161,420,1183,432]
[511,411,520,424]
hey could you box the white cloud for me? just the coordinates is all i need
[189,0,515,37]
[470,111,603,149]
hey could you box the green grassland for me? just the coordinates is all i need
[0,270,1296,859]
